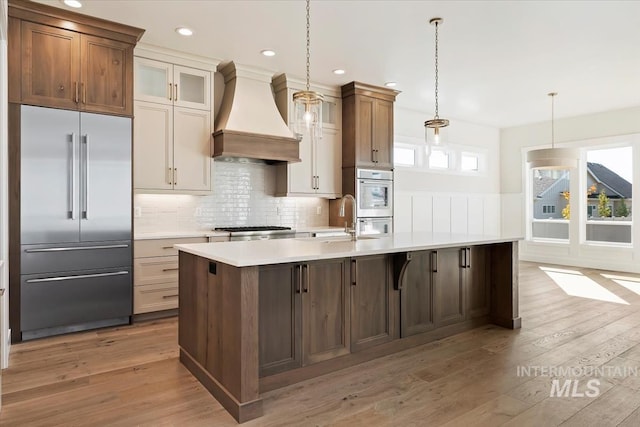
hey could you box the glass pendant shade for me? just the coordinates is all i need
[293,90,323,139]
[425,118,449,154]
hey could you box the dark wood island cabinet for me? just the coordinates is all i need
[176,234,521,423]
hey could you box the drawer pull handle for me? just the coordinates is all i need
[162,294,179,299]
[162,268,179,272]
[162,246,174,249]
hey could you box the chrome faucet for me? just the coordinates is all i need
[339,194,357,241]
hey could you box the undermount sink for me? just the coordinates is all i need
[295,235,380,243]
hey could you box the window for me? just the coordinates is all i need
[461,153,479,171]
[394,146,416,166]
[428,149,449,169]
[531,168,570,240]
[585,146,632,244]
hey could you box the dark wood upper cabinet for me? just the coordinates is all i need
[341,82,399,169]
[9,0,143,116]
[350,254,397,352]
[20,21,80,110]
[81,35,133,115]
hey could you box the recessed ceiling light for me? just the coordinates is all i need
[384,81,397,87]
[63,0,82,8]
[175,27,194,37]
[333,69,346,75]
[261,49,276,57]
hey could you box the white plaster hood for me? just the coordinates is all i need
[213,62,300,163]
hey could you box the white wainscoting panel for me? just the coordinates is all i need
[467,196,485,235]
[395,192,501,237]
[412,196,433,232]
[394,194,413,233]
[432,196,452,233]
[451,196,468,234]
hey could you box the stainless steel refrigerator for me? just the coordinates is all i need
[20,105,132,341]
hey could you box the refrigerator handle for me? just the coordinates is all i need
[68,133,77,220]
[82,135,89,219]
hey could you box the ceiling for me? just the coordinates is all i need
[35,0,640,128]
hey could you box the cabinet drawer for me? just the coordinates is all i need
[134,237,206,258]
[134,256,178,286]
[134,282,179,314]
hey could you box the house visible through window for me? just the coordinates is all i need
[531,168,570,240]
[585,146,632,244]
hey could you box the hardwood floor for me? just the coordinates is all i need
[3,261,640,426]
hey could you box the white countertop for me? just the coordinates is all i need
[175,232,523,267]
[135,231,230,240]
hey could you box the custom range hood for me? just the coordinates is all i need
[213,62,301,163]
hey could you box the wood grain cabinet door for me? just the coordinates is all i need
[81,34,133,115]
[302,259,350,365]
[350,255,396,352]
[373,99,394,168]
[433,248,466,327]
[258,264,302,377]
[400,251,435,337]
[466,246,490,318]
[354,95,375,167]
[21,21,80,110]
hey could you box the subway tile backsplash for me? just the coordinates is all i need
[134,160,329,233]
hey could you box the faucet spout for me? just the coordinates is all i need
[339,194,357,241]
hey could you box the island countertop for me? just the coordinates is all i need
[175,232,523,267]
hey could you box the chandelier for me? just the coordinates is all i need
[526,92,579,169]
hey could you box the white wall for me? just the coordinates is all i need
[394,107,501,235]
[500,106,640,272]
[1,0,9,371]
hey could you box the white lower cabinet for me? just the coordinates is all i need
[133,237,209,314]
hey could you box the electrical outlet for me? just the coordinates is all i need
[194,207,203,217]
[276,206,282,215]
[134,207,142,218]
[316,205,322,215]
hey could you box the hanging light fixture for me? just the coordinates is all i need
[292,0,323,139]
[526,92,579,169]
[424,17,449,150]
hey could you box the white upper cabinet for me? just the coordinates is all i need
[273,74,342,198]
[135,58,211,111]
[133,46,218,194]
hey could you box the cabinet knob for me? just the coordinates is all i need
[58,85,65,92]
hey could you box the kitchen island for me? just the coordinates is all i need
[176,232,521,423]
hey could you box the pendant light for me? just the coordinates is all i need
[424,17,449,150]
[526,92,579,169]
[292,0,323,139]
